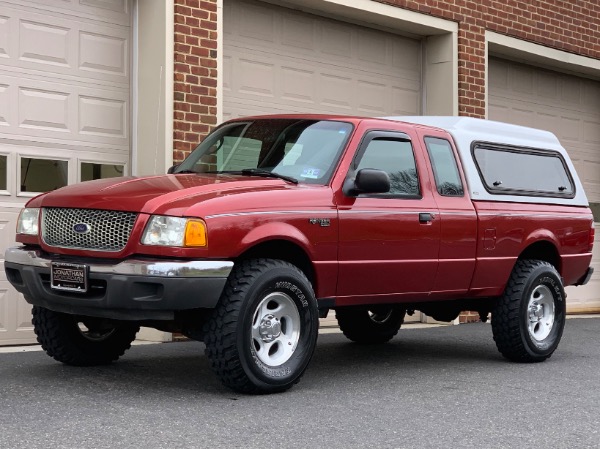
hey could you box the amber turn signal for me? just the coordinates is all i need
[184,219,207,247]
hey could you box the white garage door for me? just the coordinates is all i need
[223,0,422,120]
[489,57,600,313]
[0,0,132,345]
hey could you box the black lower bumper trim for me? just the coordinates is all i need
[5,261,229,321]
[574,267,594,287]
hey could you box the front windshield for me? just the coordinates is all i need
[174,119,353,185]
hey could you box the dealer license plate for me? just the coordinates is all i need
[51,262,88,293]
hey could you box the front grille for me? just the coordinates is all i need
[42,208,138,252]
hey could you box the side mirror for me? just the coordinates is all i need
[167,164,179,174]
[343,168,390,196]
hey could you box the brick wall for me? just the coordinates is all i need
[173,0,218,163]
[172,0,600,160]
[380,0,600,118]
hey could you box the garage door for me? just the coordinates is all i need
[223,0,422,120]
[0,0,132,345]
[489,57,600,313]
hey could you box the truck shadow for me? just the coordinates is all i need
[15,323,523,397]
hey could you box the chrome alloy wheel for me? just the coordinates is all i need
[368,307,394,324]
[78,320,116,342]
[527,285,555,341]
[251,292,301,366]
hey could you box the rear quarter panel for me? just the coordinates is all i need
[471,201,593,296]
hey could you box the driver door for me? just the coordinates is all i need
[336,130,440,304]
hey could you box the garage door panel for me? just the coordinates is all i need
[0,0,131,345]
[0,283,36,345]
[281,13,315,51]
[0,83,9,126]
[391,86,422,116]
[321,24,352,58]
[281,67,316,104]
[4,0,130,26]
[0,3,129,85]
[0,71,129,147]
[224,0,422,120]
[584,120,600,144]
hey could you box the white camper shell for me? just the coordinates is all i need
[385,116,589,207]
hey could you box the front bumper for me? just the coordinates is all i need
[4,246,233,321]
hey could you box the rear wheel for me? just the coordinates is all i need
[203,259,319,394]
[32,306,139,366]
[336,305,405,344]
[491,259,566,362]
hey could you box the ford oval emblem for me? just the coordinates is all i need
[73,223,91,234]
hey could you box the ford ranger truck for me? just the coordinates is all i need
[4,115,595,394]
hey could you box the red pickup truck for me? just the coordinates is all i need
[5,115,595,394]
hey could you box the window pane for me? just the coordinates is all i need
[0,155,6,190]
[357,139,419,195]
[425,137,464,196]
[81,163,125,182]
[20,158,68,192]
[474,146,573,195]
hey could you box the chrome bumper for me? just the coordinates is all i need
[4,246,234,321]
[4,246,233,278]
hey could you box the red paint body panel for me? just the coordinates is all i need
[17,115,594,306]
[472,201,593,289]
[335,121,440,304]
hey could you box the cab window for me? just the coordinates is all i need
[355,133,420,197]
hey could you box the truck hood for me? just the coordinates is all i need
[31,174,296,215]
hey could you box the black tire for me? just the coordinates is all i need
[203,259,319,394]
[32,306,140,366]
[491,259,566,363]
[336,305,405,344]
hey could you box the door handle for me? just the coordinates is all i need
[419,212,434,224]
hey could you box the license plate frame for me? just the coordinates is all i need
[50,262,88,293]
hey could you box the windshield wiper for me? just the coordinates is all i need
[241,169,298,184]
[173,169,198,174]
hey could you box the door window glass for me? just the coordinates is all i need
[356,138,419,196]
[425,137,464,196]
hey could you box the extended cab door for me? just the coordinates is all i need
[336,126,440,304]
[416,129,477,297]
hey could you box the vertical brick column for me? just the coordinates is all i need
[173,0,219,164]
[457,19,485,117]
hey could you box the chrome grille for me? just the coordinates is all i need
[42,208,138,252]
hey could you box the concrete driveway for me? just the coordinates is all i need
[1,317,599,449]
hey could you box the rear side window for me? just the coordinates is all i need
[473,143,574,197]
[425,137,464,196]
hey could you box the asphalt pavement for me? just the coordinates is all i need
[1,318,599,449]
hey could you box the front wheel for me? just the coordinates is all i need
[32,306,140,366]
[491,259,566,363]
[203,259,319,394]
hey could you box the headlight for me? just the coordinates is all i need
[141,216,207,247]
[17,208,40,235]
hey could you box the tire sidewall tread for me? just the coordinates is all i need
[491,259,566,363]
[32,306,139,366]
[204,259,319,394]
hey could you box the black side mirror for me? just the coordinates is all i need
[343,168,390,196]
[167,164,179,174]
